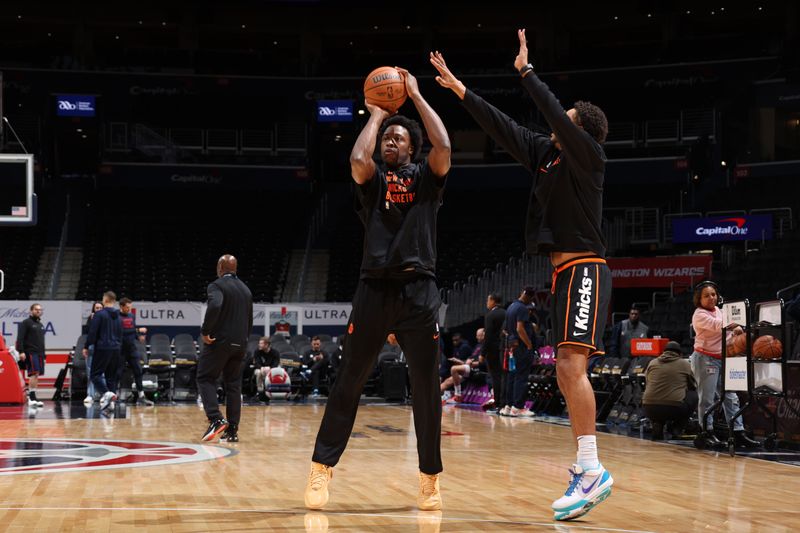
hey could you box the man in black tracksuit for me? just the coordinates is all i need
[304,67,451,513]
[198,254,253,443]
[432,31,613,522]
[481,293,506,412]
[85,291,123,410]
[16,303,46,406]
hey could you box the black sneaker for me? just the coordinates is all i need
[734,431,761,448]
[221,423,239,442]
[704,432,724,448]
[201,418,229,442]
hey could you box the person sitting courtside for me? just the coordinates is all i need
[642,341,697,440]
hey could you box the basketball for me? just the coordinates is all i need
[727,333,747,356]
[364,66,407,113]
[753,335,783,360]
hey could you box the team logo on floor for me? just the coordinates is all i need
[0,439,236,475]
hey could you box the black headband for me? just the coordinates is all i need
[695,280,718,293]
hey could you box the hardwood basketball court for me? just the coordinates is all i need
[1,402,798,532]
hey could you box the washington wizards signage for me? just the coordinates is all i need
[0,439,235,475]
[672,215,773,243]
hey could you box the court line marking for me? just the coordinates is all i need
[0,439,237,476]
[0,506,657,532]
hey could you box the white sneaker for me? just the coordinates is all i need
[552,463,613,521]
[28,397,44,408]
[499,405,512,416]
[139,392,155,407]
[100,391,117,410]
[512,407,536,418]
[505,406,520,418]
[83,395,93,406]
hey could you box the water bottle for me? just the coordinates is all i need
[509,354,516,372]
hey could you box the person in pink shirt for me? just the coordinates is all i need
[691,281,759,448]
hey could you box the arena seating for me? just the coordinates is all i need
[76,190,310,302]
[716,229,800,304]
[325,206,362,302]
[0,225,47,300]
[325,189,528,301]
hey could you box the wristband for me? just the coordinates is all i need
[519,63,534,77]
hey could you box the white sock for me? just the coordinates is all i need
[454,384,461,395]
[576,435,600,470]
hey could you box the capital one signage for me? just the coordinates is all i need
[672,215,772,243]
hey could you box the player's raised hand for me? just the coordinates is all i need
[514,28,529,72]
[395,67,421,100]
[429,51,466,99]
[364,99,391,118]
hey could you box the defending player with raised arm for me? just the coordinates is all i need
[431,30,613,522]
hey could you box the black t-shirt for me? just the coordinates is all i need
[482,306,507,355]
[254,348,281,368]
[356,159,446,279]
[461,73,606,257]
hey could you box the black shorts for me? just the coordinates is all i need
[25,352,46,375]
[550,256,611,355]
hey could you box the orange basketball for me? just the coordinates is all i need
[753,335,783,360]
[727,333,747,356]
[364,66,407,113]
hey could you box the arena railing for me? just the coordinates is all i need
[47,195,71,299]
[295,193,328,302]
[751,207,793,238]
[441,254,550,328]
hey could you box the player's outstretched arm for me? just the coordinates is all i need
[429,52,466,100]
[431,50,545,172]
[515,29,598,163]
[351,101,390,185]
[396,67,451,177]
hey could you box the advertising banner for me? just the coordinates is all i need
[672,215,773,243]
[132,302,204,326]
[317,100,354,122]
[300,304,352,326]
[263,303,352,336]
[724,357,749,392]
[607,255,712,288]
[3,301,350,348]
[56,94,96,117]
[97,163,311,191]
[1,301,83,351]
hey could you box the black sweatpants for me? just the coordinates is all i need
[118,343,144,392]
[197,342,245,425]
[507,343,534,409]
[309,357,330,390]
[312,276,443,474]
[484,347,505,408]
[644,390,698,430]
[91,348,121,395]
